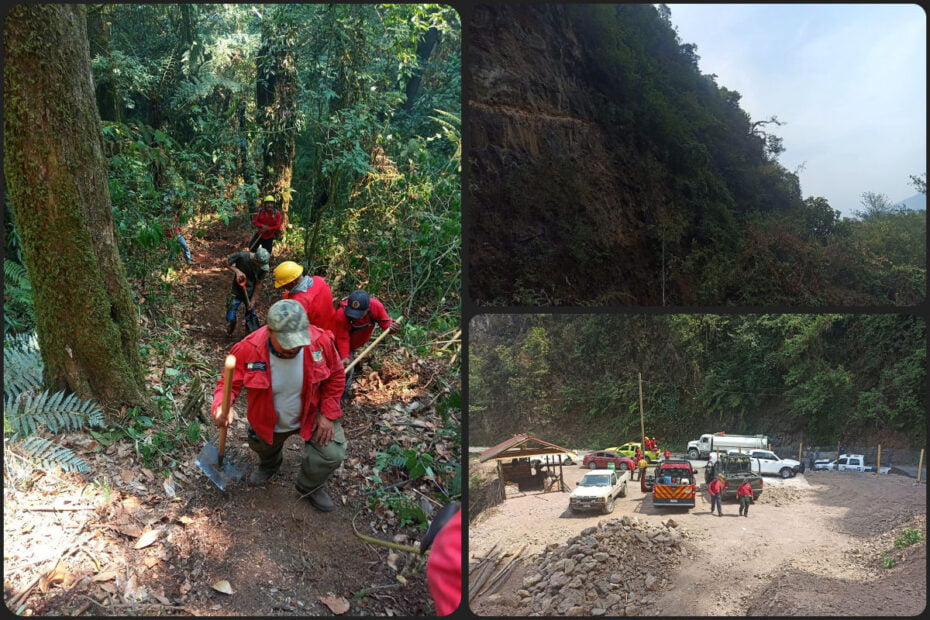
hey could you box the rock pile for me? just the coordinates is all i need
[755,485,804,507]
[516,516,692,616]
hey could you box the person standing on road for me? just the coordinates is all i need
[708,473,724,516]
[636,456,648,481]
[736,477,755,517]
[663,448,671,461]
[211,299,346,512]
[807,446,816,472]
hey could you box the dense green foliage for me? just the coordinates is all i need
[469,314,926,450]
[468,3,924,305]
[82,3,461,329]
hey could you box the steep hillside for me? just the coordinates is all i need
[466,4,925,306]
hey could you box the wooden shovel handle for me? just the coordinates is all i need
[345,316,403,373]
[218,354,236,459]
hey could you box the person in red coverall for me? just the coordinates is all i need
[736,477,755,517]
[422,504,461,616]
[248,195,283,254]
[331,290,398,404]
[273,261,335,332]
[707,473,724,516]
[211,299,345,511]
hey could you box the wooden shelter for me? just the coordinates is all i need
[478,434,577,494]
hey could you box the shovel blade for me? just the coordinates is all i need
[196,438,248,491]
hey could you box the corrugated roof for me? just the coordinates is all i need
[478,434,577,462]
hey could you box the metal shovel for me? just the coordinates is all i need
[241,282,260,334]
[196,355,247,491]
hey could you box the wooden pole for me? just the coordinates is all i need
[798,442,803,461]
[639,372,645,448]
[918,449,924,483]
[876,444,881,475]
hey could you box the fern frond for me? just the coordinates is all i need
[13,436,90,473]
[3,332,43,395]
[4,259,31,289]
[5,389,105,437]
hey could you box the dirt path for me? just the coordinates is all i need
[469,462,926,616]
[4,213,452,616]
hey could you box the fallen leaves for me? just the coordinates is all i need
[37,561,68,593]
[133,529,160,550]
[212,580,234,595]
[319,594,350,615]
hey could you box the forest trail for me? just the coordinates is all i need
[4,212,452,617]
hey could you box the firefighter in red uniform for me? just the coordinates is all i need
[211,299,345,511]
[248,195,283,254]
[736,477,755,517]
[331,290,398,403]
[273,261,335,332]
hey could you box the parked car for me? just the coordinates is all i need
[530,453,576,469]
[569,469,630,514]
[814,454,890,474]
[583,450,636,472]
[728,449,803,478]
[609,442,660,462]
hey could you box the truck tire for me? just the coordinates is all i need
[780,467,794,479]
[589,462,598,470]
[602,497,615,514]
[688,448,700,460]
[619,482,627,498]
[564,458,573,465]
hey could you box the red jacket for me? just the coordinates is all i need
[284,275,335,332]
[252,207,282,240]
[736,482,754,499]
[211,324,345,444]
[427,510,461,616]
[332,296,393,359]
[708,479,723,495]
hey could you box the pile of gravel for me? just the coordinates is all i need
[515,515,693,616]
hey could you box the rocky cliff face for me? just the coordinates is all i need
[467,4,667,306]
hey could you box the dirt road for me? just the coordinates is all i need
[469,462,926,616]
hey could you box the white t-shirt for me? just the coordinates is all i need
[269,352,304,433]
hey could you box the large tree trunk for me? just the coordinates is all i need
[86,5,120,123]
[256,10,297,227]
[3,4,151,415]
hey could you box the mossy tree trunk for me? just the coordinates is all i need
[3,4,151,416]
[256,8,297,228]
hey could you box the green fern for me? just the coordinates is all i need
[3,258,34,335]
[3,331,103,473]
[13,436,91,473]
[3,332,43,395]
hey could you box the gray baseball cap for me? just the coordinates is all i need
[266,299,311,350]
[254,247,270,267]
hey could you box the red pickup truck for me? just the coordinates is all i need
[642,459,696,509]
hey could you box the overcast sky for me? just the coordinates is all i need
[666,3,926,217]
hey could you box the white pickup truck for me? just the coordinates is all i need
[569,469,629,515]
[730,449,803,478]
[814,454,891,474]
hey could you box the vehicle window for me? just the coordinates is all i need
[610,474,617,485]
[839,458,847,465]
[580,475,609,486]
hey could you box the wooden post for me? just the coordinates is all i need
[918,450,924,483]
[639,372,645,448]
[876,444,881,475]
[798,442,803,461]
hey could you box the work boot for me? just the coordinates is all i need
[226,320,236,336]
[303,487,335,512]
[248,468,275,486]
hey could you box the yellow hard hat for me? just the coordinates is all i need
[273,261,303,288]
[263,195,275,203]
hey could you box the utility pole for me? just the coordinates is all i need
[639,371,645,446]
